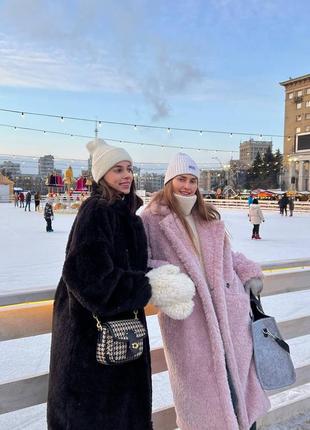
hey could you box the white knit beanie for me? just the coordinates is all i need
[86,138,133,183]
[164,152,200,185]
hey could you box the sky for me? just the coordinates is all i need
[0,0,310,170]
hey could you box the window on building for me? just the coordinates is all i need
[305,113,310,120]
[306,101,310,108]
[305,126,310,132]
[296,114,302,121]
[297,103,302,109]
[297,90,303,97]
[307,88,310,95]
[288,92,294,99]
[296,127,301,133]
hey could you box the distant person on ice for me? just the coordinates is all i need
[249,198,265,239]
[289,197,295,217]
[47,139,193,429]
[34,192,41,211]
[14,192,19,207]
[44,199,54,232]
[141,152,270,430]
[25,191,31,211]
[247,193,254,206]
[19,192,24,208]
[279,192,289,216]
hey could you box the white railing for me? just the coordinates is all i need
[1,258,310,428]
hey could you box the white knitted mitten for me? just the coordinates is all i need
[147,264,195,307]
[161,300,194,320]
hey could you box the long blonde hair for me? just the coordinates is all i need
[150,181,220,251]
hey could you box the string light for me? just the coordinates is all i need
[0,123,240,154]
[0,108,286,139]
[60,116,64,122]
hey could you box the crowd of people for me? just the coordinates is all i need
[13,191,54,232]
[247,192,296,240]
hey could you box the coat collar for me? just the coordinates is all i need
[150,199,226,289]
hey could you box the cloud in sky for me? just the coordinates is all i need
[0,0,208,120]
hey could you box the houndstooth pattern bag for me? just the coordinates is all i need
[93,311,147,365]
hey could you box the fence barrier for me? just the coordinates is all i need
[1,259,310,429]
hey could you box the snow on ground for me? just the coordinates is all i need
[0,202,310,429]
[1,203,310,294]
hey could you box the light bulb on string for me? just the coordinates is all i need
[21,112,25,118]
[133,125,137,131]
[167,127,171,134]
[229,133,233,137]
[60,116,64,122]
[199,130,203,136]
[98,121,102,128]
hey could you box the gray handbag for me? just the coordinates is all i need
[250,292,296,390]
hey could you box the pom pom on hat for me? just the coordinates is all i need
[164,152,200,185]
[86,138,133,183]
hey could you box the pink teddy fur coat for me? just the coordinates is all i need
[141,201,270,430]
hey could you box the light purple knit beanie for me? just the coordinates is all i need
[164,153,200,185]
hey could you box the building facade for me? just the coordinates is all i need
[38,155,54,178]
[14,174,45,193]
[280,74,310,191]
[199,169,225,191]
[0,161,21,178]
[137,172,164,193]
[239,139,272,167]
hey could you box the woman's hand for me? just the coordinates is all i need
[244,277,263,296]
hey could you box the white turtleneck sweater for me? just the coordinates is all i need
[173,193,202,259]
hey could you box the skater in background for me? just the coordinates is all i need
[279,193,289,216]
[289,197,295,217]
[25,191,32,211]
[34,192,41,211]
[14,192,19,207]
[44,199,54,232]
[247,193,254,206]
[141,153,269,430]
[19,192,24,208]
[249,198,265,239]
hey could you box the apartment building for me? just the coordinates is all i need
[280,74,310,191]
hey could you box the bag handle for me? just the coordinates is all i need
[93,310,139,332]
[262,328,290,354]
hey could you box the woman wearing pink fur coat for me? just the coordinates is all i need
[141,153,270,430]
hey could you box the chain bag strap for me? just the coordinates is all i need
[93,310,147,365]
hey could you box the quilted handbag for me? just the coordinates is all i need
[93,311,147,365]
[250,292,296,390]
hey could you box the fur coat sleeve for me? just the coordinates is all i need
[231,250,263,285]
[62,197,151,318]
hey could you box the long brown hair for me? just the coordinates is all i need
[92,178,143,214]
[150,181,220,251]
